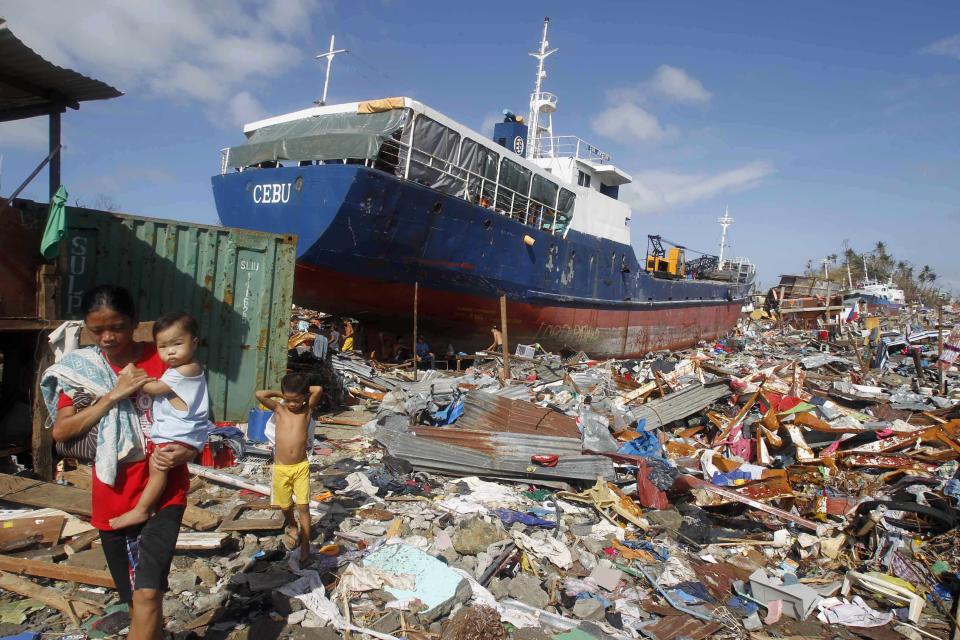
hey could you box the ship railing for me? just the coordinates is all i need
[379,135,571,236]
[535,136,612,164]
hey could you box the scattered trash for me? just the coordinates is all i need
[5,304,960,639]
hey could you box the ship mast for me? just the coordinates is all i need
[526,18,558,159]
[717,205,733,265]
[315,34,348,106]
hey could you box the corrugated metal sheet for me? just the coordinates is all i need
[457,392,580,438]
[626,381,731,431]
[55,205,296,422]
[0,19,122,115]
[377,427,615,481]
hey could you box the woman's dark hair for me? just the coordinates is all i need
[281,372,309,395]
[80,285,137,321]
[153,312,199,339]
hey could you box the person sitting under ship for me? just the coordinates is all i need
[415,335,435,369]
[486,326,503,352]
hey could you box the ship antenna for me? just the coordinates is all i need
[315,34,349,106]
[526,17,558,159]
[717,205,733,265]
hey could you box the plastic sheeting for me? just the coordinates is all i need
[404,114,463,196]
[227,109,410,168]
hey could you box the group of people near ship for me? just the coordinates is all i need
[41,285,322,640]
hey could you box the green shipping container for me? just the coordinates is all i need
[58,206,296,422]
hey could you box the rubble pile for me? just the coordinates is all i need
[3,310,960,639]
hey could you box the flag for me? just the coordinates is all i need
[40,185,67,259]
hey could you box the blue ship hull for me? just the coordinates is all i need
[212,164,747,357]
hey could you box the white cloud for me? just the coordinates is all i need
[647,65,712,104]
[228,92,268,127]
[623,161,775,214]
[591,102,674,143]
[922,34,960,60]
[592,65,709,144]
[0,118,48,152]
[1,0,323,122]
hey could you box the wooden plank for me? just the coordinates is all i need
[217,505,284,532]
[0,515,65,547]
[64,530,100,556]
[0,508,94,538]
[14,544,67,562]
[0,553,115,588]
[0,475,44,496]
[176,532,229,551]
[61,468,92,490]
[31,341,55,480]
[0,473,91,517]
[0,570,103,627]
[183,505,221,532]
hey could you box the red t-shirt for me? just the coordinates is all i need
[56,344,190,530]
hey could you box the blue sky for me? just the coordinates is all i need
[3,1,960,293]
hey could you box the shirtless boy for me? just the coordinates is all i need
[255,374,322,561]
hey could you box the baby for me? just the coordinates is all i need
[108,312,211,529]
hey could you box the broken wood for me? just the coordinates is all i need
[176,532,230,551]
[0,535,43,553]
[218,504,284,532]
[64,529,100,556]
[0,515,65,547]
[0,473,91,517]
[0,553,115,588]
[183,505,221,532]
[315,416,368,427]
[0,570,103,627]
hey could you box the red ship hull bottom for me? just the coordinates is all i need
[295,264,742,359]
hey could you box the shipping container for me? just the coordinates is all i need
[14,200,297,422]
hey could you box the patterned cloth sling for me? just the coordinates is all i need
[40,346,143,486]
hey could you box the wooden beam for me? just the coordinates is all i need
[0,571,103,627]
[176,532,229,551]
[31,341,55,480]
[500,294,510,382]
[0,554,115,588]
[64,530,100,556]
[182,505,221,532]
[0,473,91,517]
[0,515,64,547]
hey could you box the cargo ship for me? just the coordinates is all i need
[212,19,754,358]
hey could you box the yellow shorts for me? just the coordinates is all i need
[271,460,310,507]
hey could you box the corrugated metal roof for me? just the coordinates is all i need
[457,392,581,438]
[0,19,122,120]
[626,381,731,431]
[379,429,616,481]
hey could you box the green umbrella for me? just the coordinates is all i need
[40,185,68,259]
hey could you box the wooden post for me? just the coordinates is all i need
[499,294,510,382]
[823,280,832,326]
[31,341,54,481]
[939,302,946,395]
[412,282,418,382]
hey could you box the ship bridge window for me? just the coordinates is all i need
[577,170,591,188]
[459,138,498,207]
[530,174,559,228]
[407,115,462,197]
[496,158,531,223]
